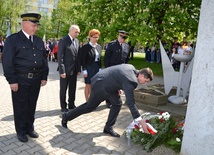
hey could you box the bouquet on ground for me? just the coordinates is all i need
[125,112,184,153]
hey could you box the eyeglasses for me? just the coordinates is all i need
[92,36,99,39]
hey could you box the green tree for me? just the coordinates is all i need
[2,0,28,35]
[36,13,52,39]
[51,0,202,46]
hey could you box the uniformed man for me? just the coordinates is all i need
[104,30,130,67]
[104,30,130,108]
[2,13,49,142]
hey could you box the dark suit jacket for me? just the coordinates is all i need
[58,35,80,75]
[81,43,102,70]
[91,64,141,119]
[2,30,49,84]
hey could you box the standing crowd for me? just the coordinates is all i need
[145,37,195,70]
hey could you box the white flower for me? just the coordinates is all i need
[165,112,170,115]
[164,114,170,120]
[162,112,168,117]
[176,137,181,142]
[158,115,162,119]
[139,128,144,133]
[162,112,170,120]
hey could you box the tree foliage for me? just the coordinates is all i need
[51,0,201,46]
[0,0,201,46]
[0,0,28,36]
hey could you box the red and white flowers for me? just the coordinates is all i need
[124,112,184,153]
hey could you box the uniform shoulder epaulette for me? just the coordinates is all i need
[124,42,129,45]
[108,40,116,45]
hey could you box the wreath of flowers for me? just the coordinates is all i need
[124,112,184,153]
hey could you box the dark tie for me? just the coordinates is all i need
[72,39,76,48]
[29,36,32,43]
[120,44,123,50]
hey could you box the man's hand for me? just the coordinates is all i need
[41,80,47,86]
[10,83,18,92]
[139,119,150,134]
[60,73,66,78]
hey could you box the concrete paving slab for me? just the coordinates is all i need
[0,62,179,155]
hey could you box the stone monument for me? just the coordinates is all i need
[181,0,214,154]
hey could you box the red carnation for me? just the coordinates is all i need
[134,124,140,130]
[159,118,163,123]
[172,128,178,134]
[145,119,150,123]
[179,122,184,127]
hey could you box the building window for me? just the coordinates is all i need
[54,0,58,5]
[38,0,48,4]
[38,7,48,13]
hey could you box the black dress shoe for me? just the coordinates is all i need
[27,131,39,138]
[61,113,68,128]
[61,108,69,112]
[17,134,28,142]
[103,128,120,137]
[68,105,76,110]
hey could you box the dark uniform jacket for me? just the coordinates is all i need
[104,40,130,68]
[2,30,49,84]
[58,35,80,75]
[81,43,102,71]
[91,64,141,119]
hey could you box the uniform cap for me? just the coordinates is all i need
[118,30,129,39]
[21,13,41,25]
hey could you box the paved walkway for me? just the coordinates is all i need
[0,62,178,155]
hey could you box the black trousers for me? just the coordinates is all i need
[60,73,77,109]
[66,80,122,129]
[12,76,41,135]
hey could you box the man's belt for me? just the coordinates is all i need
[17,72,41,79]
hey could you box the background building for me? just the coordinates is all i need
[13,0,58,33]
[26,0,58,17]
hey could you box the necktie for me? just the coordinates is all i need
[121,44,123,51]
[29,36,32,43]
[73,39,76,48]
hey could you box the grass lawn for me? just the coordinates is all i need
[129,52,163,77]
[102,51,163,77]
